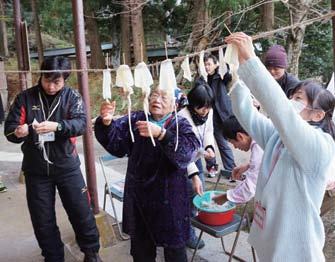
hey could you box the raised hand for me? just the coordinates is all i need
[225,32,256,64]
[100,100,116,126]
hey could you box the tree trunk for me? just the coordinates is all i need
[183,0,209,53]
[176,0,213,83]
[121,0,131,64]
[261,1,274,32]
[84,1,105,69]
[130,0,147,64]
[285,0,314,76]
[31,0,44,65]
[0,0,9,57]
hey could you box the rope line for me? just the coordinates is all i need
[0,10,333,75]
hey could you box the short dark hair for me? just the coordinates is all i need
[187,81,214,109]
[40,56,71,81]
[221,116,248,140]
[204,53,218,64]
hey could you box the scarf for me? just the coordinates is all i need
[149,113,172,128]
[188,106,208,126]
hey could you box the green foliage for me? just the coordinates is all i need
[143,0,189,45]
[299,21,333,83]
[38,0,73,42]
[208,0,250,16]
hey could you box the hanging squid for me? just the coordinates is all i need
[116,64,135,143]
[224,43,239,72]
[102,69,112,102]
[181,55,192,82]
[199,50,208,82]
[218,47,228,80]
[159,59,179,151]
[134,61,156,146]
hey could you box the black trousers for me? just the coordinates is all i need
[0,93,4,124]
[25,169,100,262]
[130,206,187,262]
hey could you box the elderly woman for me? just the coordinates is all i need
[95,88,200,262]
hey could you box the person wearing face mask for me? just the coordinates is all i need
[264,45,300,98]
[177,82,217,249]
[218,32,335,262]
[95,87,200,262]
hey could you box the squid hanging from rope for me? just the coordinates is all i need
[116,64,135,143]
[199,50,208,82]
[102,69,112,102]
[159,59,179,151]
[224,43,239,72]
[134,61,156,146]
[181,55,192,82]
[218,47,228,80]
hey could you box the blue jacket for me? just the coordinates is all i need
[95,112,200,248]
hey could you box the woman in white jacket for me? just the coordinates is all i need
[223,32,335,261]
[178,82,217,249]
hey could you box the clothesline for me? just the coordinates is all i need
[0,10,334,75]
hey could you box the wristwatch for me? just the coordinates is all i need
[57,122,63,132]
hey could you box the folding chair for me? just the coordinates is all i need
[99,154,129,240]
[190,170,257,262]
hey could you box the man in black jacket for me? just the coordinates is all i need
[204,53,235,172]
[5,56,101,262]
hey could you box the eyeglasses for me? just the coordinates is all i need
[149,93,171,103]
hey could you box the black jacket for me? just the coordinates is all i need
[4,84,87,176]
[207,69,233,124]
[0,93,4,123]
[277,72,300,98]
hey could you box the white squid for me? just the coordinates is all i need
[181,55,192,82]
[218,47,228,80]
[199,50,208,82]
[134,61,155,146]
[159,59,179,151]
[116,64,135,143]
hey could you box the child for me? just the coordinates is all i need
[214,116,263,204]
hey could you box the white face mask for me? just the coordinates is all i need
[290,99,306,113]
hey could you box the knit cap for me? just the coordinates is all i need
[264,45,288,68]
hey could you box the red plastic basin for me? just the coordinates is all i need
[198,208,235,226]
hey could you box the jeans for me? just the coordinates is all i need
[213,120,235,170]
[25,169,100,262]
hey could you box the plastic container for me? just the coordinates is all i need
[193,190,236,226]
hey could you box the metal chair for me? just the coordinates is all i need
[99,154,129,240]
[190,169,256,262]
